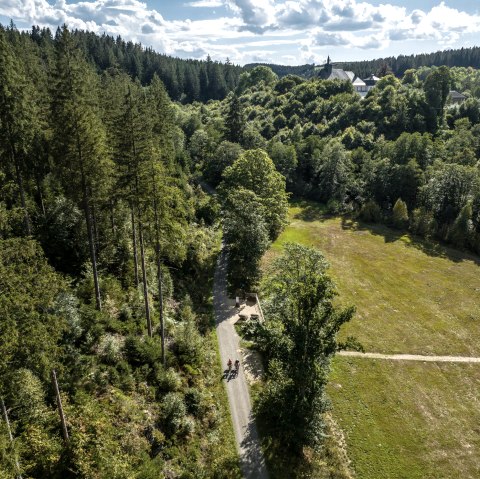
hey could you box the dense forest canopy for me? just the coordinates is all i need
[14,23,243,103]
[186,63,480,257]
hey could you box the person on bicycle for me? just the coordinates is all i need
[227,358,232,371]
[234,359,240,371]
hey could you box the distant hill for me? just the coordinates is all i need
[246,45,480,79]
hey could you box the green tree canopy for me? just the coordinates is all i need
[221,149,289,239]
[257,243,355,452]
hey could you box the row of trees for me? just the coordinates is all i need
[251,45,480,81]
[10,23,242,103]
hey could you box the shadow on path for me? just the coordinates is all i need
[214,247,269,479]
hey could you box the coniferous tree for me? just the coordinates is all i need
[0,29,38,236]
[224,93,245,144]
[50,26,112,310]
[116,80,154,335]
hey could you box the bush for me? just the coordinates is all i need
[155,367,182,394]
[97,334,124,365]
[392,198,409,229]
[360,200,382,223]
[174,305,204,368]
[124,336,162,368]
[410,207,437,238]
[160,392,193,437]
[326,199,343,215]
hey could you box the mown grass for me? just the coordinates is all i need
[328,358,480,479]
[264,200,480,356]
[262,200,480,479]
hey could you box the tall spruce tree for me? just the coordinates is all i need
[50,26,112,310]
[116,80,154,336]
[0,29,38,236]
[224,93,245,144]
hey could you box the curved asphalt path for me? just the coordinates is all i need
[214,246,269,479]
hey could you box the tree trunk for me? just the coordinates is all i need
[1,397,22,478]
[109,199,115,234]
[51,370,69,444]
[81,169,102,311]
[156,248,166,366]
[35,170,46,218]
[91,199,100,256]
[8,135,31,235]
[131,205,139,287]
[138,216,152,337]
[152,168,166,366]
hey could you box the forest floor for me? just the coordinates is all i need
[262,200,480,479]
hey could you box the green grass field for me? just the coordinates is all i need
[264,201,480,478]
[265,201,480,356]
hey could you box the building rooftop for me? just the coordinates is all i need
[449,90,466,100]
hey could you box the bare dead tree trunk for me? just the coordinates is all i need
[131,205,139,288]
[138,216,152,337]
[1,397,22,478]
[152,166,166,366]
[81,171,102,311]
[51,370,69,444]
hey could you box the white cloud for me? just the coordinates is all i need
[186,0,223,7]
[226,0,276,33]
[0,0,480,64]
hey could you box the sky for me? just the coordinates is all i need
[1,0,480,66]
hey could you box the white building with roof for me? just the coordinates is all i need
[316,57,379,97]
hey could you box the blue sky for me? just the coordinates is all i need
[1,1,480,65]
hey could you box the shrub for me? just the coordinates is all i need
[124,336,162,368]
[360,200,382,223]
[410,207,437,238]
[155,367,182,394]
[160,392,193,437]
[326,199,343,215]
[97,334,124,365]
[392,198,409,229]
[174,305,204,368]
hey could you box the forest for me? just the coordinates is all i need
[0,23,239,478]
[2,20,480,479]
[193,64,480,258]
[247,44,480,80]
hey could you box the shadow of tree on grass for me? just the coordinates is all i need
[340,216,480,266]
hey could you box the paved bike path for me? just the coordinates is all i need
[214,247,269,479]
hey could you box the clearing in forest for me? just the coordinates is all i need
[263,200,480,479]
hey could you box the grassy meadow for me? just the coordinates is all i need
[264,201,480,356]
[263,201,480,478]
